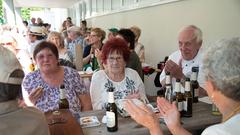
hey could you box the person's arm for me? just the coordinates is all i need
[157,97,192,135]
[79,94,92,111]
[95,49,104,70]
[139,47,145,63]
[83,54,91,65]
[124,100,164,135]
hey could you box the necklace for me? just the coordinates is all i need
[222,104,240,122]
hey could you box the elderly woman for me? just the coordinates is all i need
[125,37,240,135]
[47,31,72,62]
[83,27,106,71]
[90,38,148,110]
[22,41,92,119]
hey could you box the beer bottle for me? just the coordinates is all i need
[183,78,193,117]
[191,67,199,103]
[59,84,69,109]
[165,72,174,103]
[175,79,184,117]
[106,87,118,132]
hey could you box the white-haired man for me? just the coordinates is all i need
[160,25,206,95]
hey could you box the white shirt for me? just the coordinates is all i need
[202,114,240,135]
[28,40,43,57]
[160,49,206,89]
[90,68,148,110]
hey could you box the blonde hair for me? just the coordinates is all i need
[130,26,141,41]
[91,27,106,42]
[47,31,65,48]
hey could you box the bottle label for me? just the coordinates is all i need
[108,92,114,103]
[194,88,199,97]
[185,82,191,92]
[183,101,187,111]
[191,72,197,81]
[177,101,183,111]
[106,111,116,127]
[166,75,171,85]
[60,89,66,99]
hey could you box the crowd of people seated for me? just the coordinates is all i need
[1,16,239,135]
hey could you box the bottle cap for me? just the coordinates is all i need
[60,84,65,89]
[107,87,114,92]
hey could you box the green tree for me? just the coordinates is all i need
[0,0,4,24]
[21,8,31,21]
[21,7,43,21]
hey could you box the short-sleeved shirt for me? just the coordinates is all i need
[90,68,148,110]
[22,66,87,117]
[201,114,240,135]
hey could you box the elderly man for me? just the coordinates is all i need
[67,26,86,70]
[160,25,206,95]
[0,45,49,135]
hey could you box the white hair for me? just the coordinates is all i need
[203,37,240,101]
[179,25,203,43]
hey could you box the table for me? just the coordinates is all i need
[81,102,222,135]
[45,109,84,135]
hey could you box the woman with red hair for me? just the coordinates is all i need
[90,38,148,110]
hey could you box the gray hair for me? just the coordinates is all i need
[203,37,240,101]
[179,25,203,43]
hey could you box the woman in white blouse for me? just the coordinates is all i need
[90,38,148,110]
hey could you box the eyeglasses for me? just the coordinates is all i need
[0,42,13,46]
[108,56,123,62]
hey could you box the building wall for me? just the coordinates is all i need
[85,0,240,95]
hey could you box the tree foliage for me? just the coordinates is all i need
[0,0,4,24]
[21,7,43,21]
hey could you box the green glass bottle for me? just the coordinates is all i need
[59,84,69,109]
[106,87,118,132]
[183,78,193,117]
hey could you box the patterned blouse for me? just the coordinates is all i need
[90,68,148,110]
[22,66,87,118]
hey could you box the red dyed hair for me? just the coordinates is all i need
[102,38,130,64]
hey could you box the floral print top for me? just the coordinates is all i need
[22,66,87,117]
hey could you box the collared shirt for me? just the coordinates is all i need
[160,49,206,89]
[0,100,49,135]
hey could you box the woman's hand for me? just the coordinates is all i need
[157,97,181,131]
[124,100,163,135]
[95,49,102,59]
[125,92,140,99]
[29,86,44,105]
